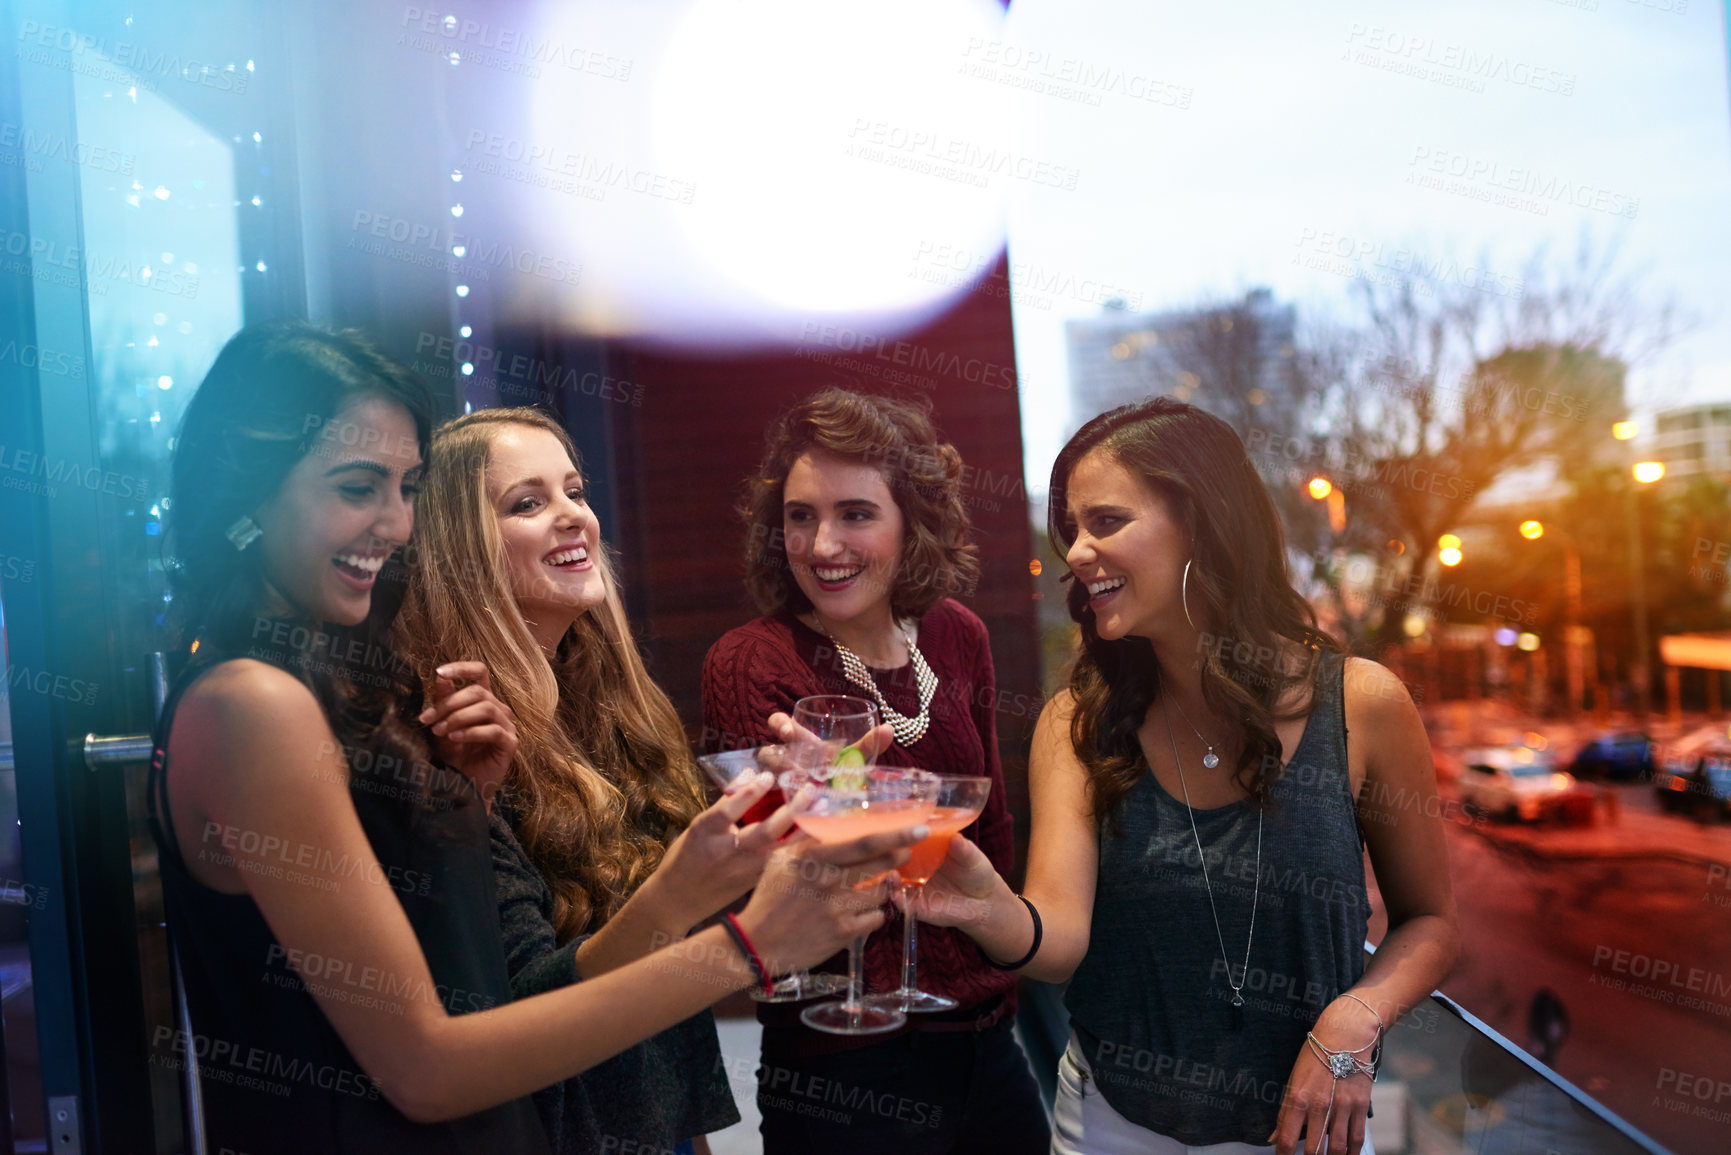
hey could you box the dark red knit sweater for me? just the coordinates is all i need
[701,599,1019,1048]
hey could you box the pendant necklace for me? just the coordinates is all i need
[1169,695,1221,768]
[1160,695,1261,1031]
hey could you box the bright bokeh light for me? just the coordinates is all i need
[1612,421,1638,440]
[1307,477,1332,499]
[653,0,1007,313]
[1519,520,1544,540]
[1632,461,1665,483]
[1439,533,1462,550]
[1516,632,1541,652]
[1439,546,1463,567]
[1495,627,1518,646]
[1403,613,1427,638]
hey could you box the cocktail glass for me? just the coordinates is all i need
[696,745,847,1003]
[789,766,937,1036]
[788,695,879,773]
[870,776,990,1013]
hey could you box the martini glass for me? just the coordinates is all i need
[696,745,847,1003]
[789,766,937,1036]
[870,775,991,1013]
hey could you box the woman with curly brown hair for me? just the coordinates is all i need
[702,387,1050,1155]
[912,397,1460,1155]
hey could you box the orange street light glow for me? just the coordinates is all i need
[1307,477,1332,500]
[1519,520,1544,540]
[1438,533,1462,550]
[1632,461,1664,483]
[1439,546,1463,566]
[1612,421,1637,440]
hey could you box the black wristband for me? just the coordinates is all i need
[721,913,773,996]
[978,894,1042,971]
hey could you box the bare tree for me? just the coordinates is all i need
[1298,236,1686,646]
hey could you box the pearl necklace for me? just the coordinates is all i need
[813,617,939,746]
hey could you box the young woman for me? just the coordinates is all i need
[702,388,1050,1155]
[401,406,798,1154]
[911,397,1461,1155]
[152,323,920,1154]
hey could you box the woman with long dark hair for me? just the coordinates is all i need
[703,388,1050,1155]
[152,322,919,1154]
[912,397,1460,1155]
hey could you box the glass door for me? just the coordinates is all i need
[0,0,288,1148]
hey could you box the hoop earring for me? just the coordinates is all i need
[1182,558,1197,631]
[225,515,263,551]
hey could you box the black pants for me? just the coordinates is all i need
[757,1018,1051,1155]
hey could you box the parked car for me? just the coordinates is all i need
[1456,745,1576,822]
[1653,724,1731,820]
[1568,732,1655,781]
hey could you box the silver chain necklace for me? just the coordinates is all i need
[813,617,939,746]
[1168,694,1221,768]
[1160,695,1261,1026]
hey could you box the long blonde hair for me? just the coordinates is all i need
[399,408,705,941]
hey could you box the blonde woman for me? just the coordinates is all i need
[401,407,804,1155]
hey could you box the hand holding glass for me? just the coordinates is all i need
[786,766,937,1036]
[696,745,847,1002]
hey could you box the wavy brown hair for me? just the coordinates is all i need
[742,388,981,618]
[399,408,705,941]
[1048,397,1340,823]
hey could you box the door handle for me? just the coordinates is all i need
[79,653,168,770]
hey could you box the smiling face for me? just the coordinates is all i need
[1062,448,1191,643]
[253,395,423,627]
[486,425,607,639]
[783,450,905,627]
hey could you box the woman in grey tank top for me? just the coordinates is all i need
[907,399,1461,1154]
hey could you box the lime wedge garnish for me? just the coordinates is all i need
[835,745,866,768]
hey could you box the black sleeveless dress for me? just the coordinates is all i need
[1064,651,1371,1145]
[147,659,551,1154]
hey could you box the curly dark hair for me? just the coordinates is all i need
[1048,397,1341,823]
[742,388,981,620]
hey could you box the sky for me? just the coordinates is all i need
[994,0,1731,491]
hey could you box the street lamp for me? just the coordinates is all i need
[1626,457,1664,722]
[1308,476,1345,533]
[1516,519,1586,715]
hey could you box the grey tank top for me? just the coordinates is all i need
[1064,651,1369,1145]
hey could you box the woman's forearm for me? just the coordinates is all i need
[951,876,1089,985]
[571,873,695,979]
[1329,912,1461,1043]
[398,924,752,1122]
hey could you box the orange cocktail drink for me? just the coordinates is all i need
[792,801,934,846]
[788,767,938,1037]
[880,777,991,1015]
[900,806,982,885]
